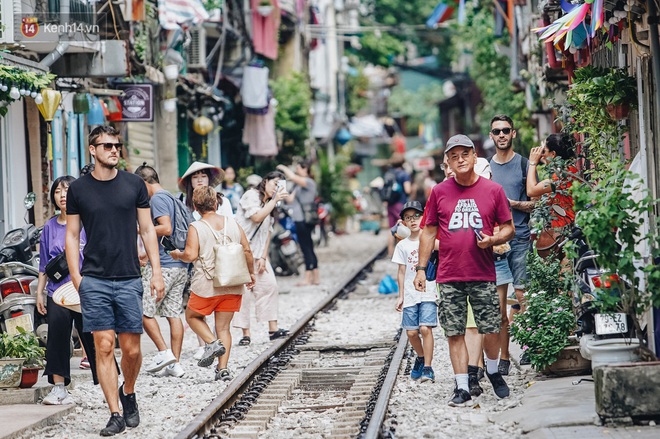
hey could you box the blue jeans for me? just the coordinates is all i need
[506,237,531,290]
[79,276,144,333]
[401,301,438,330]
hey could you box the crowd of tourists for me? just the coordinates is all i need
[33,117,576,435]
[35,125,321,436]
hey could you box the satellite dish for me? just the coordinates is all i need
[442,80,456,98]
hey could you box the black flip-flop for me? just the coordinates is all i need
[238,336,251,346]
[269,329,290,340]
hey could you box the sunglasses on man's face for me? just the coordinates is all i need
[94,142,123,151]
[490,128,512,136]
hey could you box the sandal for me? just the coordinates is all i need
[269,328,290,341]
[238,336,251,346]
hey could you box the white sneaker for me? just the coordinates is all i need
[165,362,185,378]
[145,349,176,373]
[193,346,205,361]
[42,386,75,405]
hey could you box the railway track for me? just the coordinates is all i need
[175,245,408,439]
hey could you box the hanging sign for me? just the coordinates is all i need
[116,83,153,122]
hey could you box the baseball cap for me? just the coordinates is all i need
[399,200,424,219]
[444,134,475,154]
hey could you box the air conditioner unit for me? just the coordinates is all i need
[0,0,19,45]
[187,27,207,69]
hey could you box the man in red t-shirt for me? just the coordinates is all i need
[414,134,514,407]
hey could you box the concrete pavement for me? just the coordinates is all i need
[0,333,165,439]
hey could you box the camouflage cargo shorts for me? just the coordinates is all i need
[141,265,188,318]
[437,281,500,336]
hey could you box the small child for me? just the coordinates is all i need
[391,201,438,382]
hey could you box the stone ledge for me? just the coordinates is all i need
[594,361,660,420]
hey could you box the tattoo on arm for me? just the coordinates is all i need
[513,200,536,213]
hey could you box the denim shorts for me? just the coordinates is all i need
[495,257,514,287]
[401,301,438,330]
[507,237,531,290]
[79,275,144,333]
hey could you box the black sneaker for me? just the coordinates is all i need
[520,351,531,365]
[119,384,140,428]
[467,365,483,397]
[448,387,473,407]
[477,366,484,381]
[486,371,510,398]
[498,359,511,376]
[100,413,125,436]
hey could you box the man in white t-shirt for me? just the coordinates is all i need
[392,201,438,383]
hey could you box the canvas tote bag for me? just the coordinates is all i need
[200,218,251,287]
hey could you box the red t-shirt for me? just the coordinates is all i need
[424,177,512,283]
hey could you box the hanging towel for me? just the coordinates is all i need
[243,106,278,157]
[251,0,281,60]
[241,65,270,110]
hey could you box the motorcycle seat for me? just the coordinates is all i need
[575,252,597,272]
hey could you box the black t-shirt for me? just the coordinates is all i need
[67,171,150,279]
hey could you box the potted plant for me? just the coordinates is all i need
[0,332,26,388]
[565,67,633,181]
[0,328,45,388]
[510,248,585,373]
[257,0,274,17]
[571,161,660,352]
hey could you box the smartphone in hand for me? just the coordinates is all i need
[160,235,177,253]
[277,179,286,192]
[472,227,483,241]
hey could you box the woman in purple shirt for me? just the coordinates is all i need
[37,176,98,405]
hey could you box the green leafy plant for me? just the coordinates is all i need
[451,5,535,153]
[0,328,46,368]
[510,249,575,371]
[569,66,637,108]
[571,161,660,346]
[565,67,635,179]
[272,72,311,164]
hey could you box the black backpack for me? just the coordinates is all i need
[381,169,404,204]
[160,191,195,250]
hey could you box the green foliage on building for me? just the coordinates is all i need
[272,72,312,163]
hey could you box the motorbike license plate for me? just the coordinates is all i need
[595,313,628,335]
[281,241,298,256]
[5,314,33,336]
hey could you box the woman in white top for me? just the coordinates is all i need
[232,171,290,346]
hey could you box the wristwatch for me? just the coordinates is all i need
[415,265,427,271]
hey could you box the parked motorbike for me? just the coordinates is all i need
[269,208,303,276]
[555,226,634,341]
[0,193,46,341]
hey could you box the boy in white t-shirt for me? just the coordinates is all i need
[392,201,438,382]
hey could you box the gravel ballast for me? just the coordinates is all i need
[19,231,532,438]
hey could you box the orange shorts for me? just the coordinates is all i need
[187,292,242,316]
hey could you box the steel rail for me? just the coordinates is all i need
[362,333,408,439]
[175,244,387,439]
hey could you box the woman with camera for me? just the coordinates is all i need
[232,171,290,346]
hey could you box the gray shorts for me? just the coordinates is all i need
[141,265,188,318]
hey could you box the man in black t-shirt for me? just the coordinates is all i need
[66,125,164,436]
